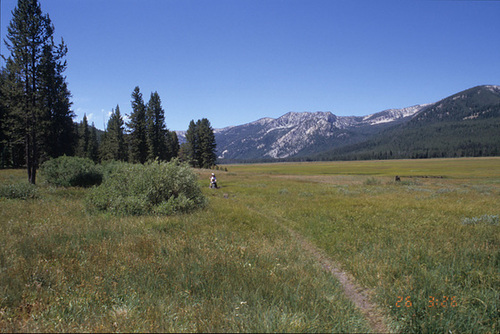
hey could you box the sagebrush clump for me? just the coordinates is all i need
[86,159,207,215]
[40,156,102,187]
[0,182,38,199]
[461,214,499,226]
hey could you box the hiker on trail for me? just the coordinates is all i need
[210,173,218,189]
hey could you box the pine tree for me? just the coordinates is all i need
[146,91,168,161]
[185,120,199,167]
[38,39,75,160]
[76,115,98,161]
[4,0,73,183]
[0,63,25,168]
[100,105,127,161]
[178,142,191,164]
[166,130,180,160]
[0,69,9,168]
[184,118,217,168]
[77,114,90,158]
[88,122,99,162]
[127,86,148,163]
[197,118,217,168]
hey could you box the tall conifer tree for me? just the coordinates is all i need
[146,91,168,161]
[166,130,180,160]
[127,86,148,163]
[88,122,99,162]
[100,105,127,161]
[185,120,199,167]
[0,64,25,167]
[185,118,217,168]
[77,114,90,158]
[4,0,73,183]
[0,70,10,168]
[38,38,75,160]
[197,118,217,168]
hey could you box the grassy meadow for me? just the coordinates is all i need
[1,158,499,332]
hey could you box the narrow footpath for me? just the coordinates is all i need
[248,205,391,333]
[283,225,391,333]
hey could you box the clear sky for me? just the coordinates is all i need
[1,0,499,131]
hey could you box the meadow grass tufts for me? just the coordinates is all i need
[461,214,499,226]
[1,166,370,332]
[1,157,499,332]
[225,158,500,333]
[363,176,381,185]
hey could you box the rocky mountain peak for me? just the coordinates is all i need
[179,85,500,161]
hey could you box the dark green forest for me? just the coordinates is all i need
[305,85,500,162]
[311,119,500,161]
[0,0,216,184]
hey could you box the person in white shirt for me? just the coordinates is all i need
[210,173,218,189]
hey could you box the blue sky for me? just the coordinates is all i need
[1,0,499,131]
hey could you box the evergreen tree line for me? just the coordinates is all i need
[0,0,217,184]
[90,87,181,164]
[182,119,217,168]
[307,117,500,162]
[77,86,217,169]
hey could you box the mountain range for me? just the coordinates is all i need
[180,85,500,161]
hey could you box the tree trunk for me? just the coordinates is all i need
[26,131,32,182]
[29,124,37,185]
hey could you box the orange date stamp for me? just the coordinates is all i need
[396,296,458,308]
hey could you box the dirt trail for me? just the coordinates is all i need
[247,205,391,333]
[282,225,391,333]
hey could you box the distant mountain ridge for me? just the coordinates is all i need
[177,85,500,161]
[214,103,432,160]
[313,85,500,160]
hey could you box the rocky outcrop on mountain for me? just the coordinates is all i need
[177,85,500,161]
[215,105,428,159]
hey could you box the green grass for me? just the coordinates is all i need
[230,157,500,179]
[1,157,499,332]
[0,169,369,332]
[225,158,500,333]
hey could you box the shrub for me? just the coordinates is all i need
[363,177,381,185]
[100,160,129,181]
[40,156,102,187]
[86,159,207,215]
[0,182,38,199]
[461,214,499,226]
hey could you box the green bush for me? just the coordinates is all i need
[363,177,381,185]
[0,182,38,199]
[40,156,102,187]
[86,159,207,215]
[100,160,129,181]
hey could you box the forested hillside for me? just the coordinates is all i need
[310,86,500,161]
